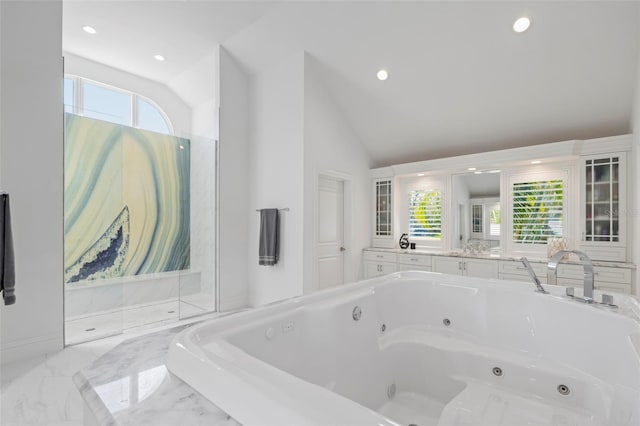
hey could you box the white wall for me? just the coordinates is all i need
[218,47,251,311]
[302,56,372,293]
[64,53,191,136]
[189,52,218,306]
[247,52,305,306]
[0,0,64,364]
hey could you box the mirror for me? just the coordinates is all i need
[452,172,501,250]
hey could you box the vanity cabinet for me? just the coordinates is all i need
[580,153,626,261]
[372,178,394,248]
[498,260,547,283]
[432,256,498,279]
[554,264,632,294]
[363,250,397,278]
[397,253,432,272]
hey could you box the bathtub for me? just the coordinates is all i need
[167,272,640,426]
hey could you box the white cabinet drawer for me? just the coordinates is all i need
[557,264,632,284]
[397,264,432,272]
[499,260,547,277]
[499,273,548,284]
[555,277,630,295]
[363,250,397,263]
[397,253,431,266]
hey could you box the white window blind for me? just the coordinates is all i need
[409,189,442,240]
[512,179,563,244]
[489,203,501,237]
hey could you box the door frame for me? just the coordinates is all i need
[313,170,352,293]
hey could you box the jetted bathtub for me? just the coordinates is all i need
[167,272,640,426]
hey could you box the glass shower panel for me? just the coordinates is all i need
[64,112,125,345]
[178,135,217,319]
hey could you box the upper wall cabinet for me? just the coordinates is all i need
[580,153,626,261]
[372,178,394,248]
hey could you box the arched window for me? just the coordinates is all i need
[63,76,173,135]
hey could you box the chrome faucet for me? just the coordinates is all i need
[520,257,548,294]
[547,250,594,303]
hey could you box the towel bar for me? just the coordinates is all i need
[255,208,289,212]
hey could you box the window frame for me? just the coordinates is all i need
[402,176,446,249]
[505,168,570,255]
[64,75,174,135]
[469,197,500,241]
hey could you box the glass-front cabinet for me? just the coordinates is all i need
[373,178,394,248]
[581,153,626,261]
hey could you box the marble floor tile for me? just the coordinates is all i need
[0,335,125,426]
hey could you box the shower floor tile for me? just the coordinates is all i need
[65,294,214,345]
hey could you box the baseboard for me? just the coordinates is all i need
[0,333,63,366]
[218,295,248,313]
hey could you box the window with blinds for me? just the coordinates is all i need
[489,203,501,237]
[512,179,564,244]
[409,189,442,240]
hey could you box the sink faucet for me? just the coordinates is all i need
[547,250,594,303]
[520,257,548,294]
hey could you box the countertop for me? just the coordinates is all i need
[364,247,636,269]
[73,324,240,426]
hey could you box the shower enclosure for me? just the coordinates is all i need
[63,105,217,345]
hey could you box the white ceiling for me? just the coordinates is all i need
[63,1,640,168]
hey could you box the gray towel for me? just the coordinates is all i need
[259,208,279,266]
[1,193,16,305]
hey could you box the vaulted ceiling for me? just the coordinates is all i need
[64,1,639,167]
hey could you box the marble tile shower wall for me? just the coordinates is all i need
[189,137,216,299]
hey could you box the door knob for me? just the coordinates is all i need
[340,247,346,252]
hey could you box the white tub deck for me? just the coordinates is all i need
[168,271,640,426]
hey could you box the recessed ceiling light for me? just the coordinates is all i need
[488,170,501,173]
[417,173,425,177]
[377,69,388,81]
[82,26,97,34]
[513,17,531,33]
[154,54,166,62]
[531,160,541,164]
[474,171,483,175]
[467,167,477,171]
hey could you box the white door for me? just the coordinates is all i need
[317,176,345,290]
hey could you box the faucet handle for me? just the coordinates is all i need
[565,287,575,297]
[601,294,614,305]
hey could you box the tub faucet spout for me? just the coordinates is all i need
[547,250,594,303]
[520,257,548,294]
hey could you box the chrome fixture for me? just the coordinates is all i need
[547,250,594,303]
[557,384,571,396]
[352,306,362,321]
[520,257,548,294]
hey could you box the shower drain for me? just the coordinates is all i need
[492,367,503,377]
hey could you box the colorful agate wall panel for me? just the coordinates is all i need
[64,113,190,283]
